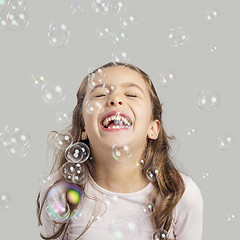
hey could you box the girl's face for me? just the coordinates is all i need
[82,66,160,154]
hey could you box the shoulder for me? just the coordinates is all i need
[174,172,203,216]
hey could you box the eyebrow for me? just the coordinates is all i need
[90,83,144,94]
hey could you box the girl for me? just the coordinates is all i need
[37,62,203,240]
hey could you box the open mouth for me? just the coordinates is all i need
[101,112,132,130]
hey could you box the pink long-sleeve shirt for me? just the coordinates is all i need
[39,170,203,240]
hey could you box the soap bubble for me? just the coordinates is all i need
[146,166,159,182]
[204,9,220,23]
[112,50,129,63]
[65,142,90,163]
[135,159,146,169]
[112,144,132,162]
[197,90,220,111]
[159,70,176,87]
[31,73,47,90]
[92,0,109,15]
[8,0,26,11]
[96,25,112,39]
[48,22,70,48]
[108,0,126,17]
[209,46,217,53]
[0,192,11,209]
[111,29,128,45]
[225,213,237,223]
[85,99,104,114]
[168,27,188,46]
[120,12,137,29]
[70,0,84,15]
[141,202,155,216]
[88,67,106,89]
[217,134,235,150]
[7,9,29,29]
[202,172,210,180]
[54,133,73,150]
[153,229,168,240]
[56,111,72,126]
[62,162,87,184]
[39,173,55,187]
[185,127,196,137]
[41,82,66,105]
[0,7,9,30]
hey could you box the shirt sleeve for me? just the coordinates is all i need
[38,171,68,240]
[173,176,203,240]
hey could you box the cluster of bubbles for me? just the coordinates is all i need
[45,181,83,223]
[48,22,70,48]
[0,124,31,157]
[0,192,11,209]
[158,70,177,87]
[0,0,29,31]
[31,73,66,105]
[197,89,220,111]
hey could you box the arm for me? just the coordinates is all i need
[173,176,203,240]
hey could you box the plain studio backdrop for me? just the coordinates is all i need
[0,0,239,239]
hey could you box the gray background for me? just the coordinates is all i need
[0,0,239,239]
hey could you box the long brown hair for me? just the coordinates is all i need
[36,62,185,239]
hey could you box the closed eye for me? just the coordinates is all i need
[126,94,137,97]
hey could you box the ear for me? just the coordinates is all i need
[147,119,161,140]
[81,131,88,140]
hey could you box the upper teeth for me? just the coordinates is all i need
[102,115,131,128]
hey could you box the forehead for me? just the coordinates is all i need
[86,66,148,94]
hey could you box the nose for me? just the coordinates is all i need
[107,92,123,106]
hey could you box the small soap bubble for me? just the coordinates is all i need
[185,127,196,137]
[0,8,9,30]
[85,99,103,114]
[146,166,159,182]
[202,172,210,180]
[204,9,220,23]
[135,159,146,169]
[217,134,235,150]
[168,27,188,46]
[209,46,217,53]
[112,144,132,162]
[48,22,70,48]
[41,82,66,105]
[0,192,11,209]
[111,29,128,45]
[39,173,54,187]
[88,67,106,89]
[141,202,155,216]
[153,229,168,240]
[108,0,126,17]
[54,133,72,150]
[159,71,176,87]
[62,162,87,184]
[92,0,109,15]
[112,50,129,63]
[120,12,137,29]
[6,10,18,29]
[197,90,220,111]
[31,73,47,90]
[70,0,84,15]
[56,111,71,126]
[225,213,237,223]
[65,142,90,163]
[8,0,26,11]
[96,25,112,39]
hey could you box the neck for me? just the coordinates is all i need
[90,158,149,193]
